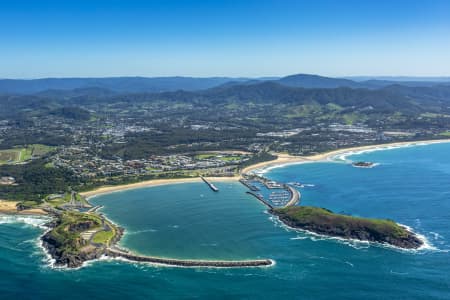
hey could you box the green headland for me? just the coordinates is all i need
[271,206,423,249]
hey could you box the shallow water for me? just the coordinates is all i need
[1,143,450,299]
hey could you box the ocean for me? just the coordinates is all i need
[1,143,450,299]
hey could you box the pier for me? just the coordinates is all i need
[200,176,219,192]
[239,179,260,191]
[106,248,273,268]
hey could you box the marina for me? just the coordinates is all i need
[240,174,301,209]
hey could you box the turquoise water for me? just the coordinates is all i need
[1,143,450,299]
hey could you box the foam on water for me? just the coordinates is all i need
[0,214,51,229]
[269,213,437,253]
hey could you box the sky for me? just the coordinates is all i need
[1,0,450,78]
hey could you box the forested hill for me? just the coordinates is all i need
[2,81,450,117]
[0,76,250,94]
[1,74,449,95]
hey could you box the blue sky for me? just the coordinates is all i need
[1,0,449,78]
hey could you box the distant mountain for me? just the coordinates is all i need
[347,76,450,82]
[3,80,449,118]
[275,74,365,89]
[35,87,117,98]
[0,77,251,94]
[156,81,423,113]
[1,74,449,95]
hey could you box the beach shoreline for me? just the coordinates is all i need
[241,138,450,174]
[79,138,450,198]
[80,176,238,198]
[0,200,47,215]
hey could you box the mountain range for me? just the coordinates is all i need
[1,74,449,94]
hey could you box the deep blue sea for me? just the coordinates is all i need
[1,143,450,299]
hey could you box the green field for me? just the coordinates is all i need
[195,153,244,161]
[0,144,55,165]
[0,149,20,164]
[438,131,450,137]
[92,230,115,244]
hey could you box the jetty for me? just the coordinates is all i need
[200,176,219,192]
[239,178,260,191]
[106,248,273,268]
[246,191,274,209]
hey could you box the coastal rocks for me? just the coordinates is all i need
[68,220,96,232]
[271,206,424,249]
[352,161,375,168]
[40,213,111,268]
[41,224,106,268]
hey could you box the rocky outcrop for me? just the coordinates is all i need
[271,206,423,249]
[42,233,105,268]
[41,218,106,268]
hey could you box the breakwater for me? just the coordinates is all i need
[285,185,300,207]
[246,191,274,209]
[106,248,273,268]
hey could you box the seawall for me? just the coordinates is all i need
[106,248,273,268]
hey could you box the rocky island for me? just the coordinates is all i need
[352,161,376,168]
[271,206,423,249]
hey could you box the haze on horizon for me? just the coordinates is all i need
[1,0,450,79]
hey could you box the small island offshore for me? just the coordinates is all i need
[271,206,422,249]
[352,161,376,168]
[1,141,441,268]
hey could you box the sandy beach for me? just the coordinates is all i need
[0,200,47,215]
[241,138,450,174]
[80,139,450,198]
[1,139,449,216]
[80,176,238,198]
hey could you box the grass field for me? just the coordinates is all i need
[0,144,55,165]
[92,230,115,244]
[438,131,450,137]
[195,153,244,161]
[0,149,21,164]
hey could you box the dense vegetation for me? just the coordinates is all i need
[0,160,80,202]
[50,107,91,120]
[239,152,277,169]
[44,211,101,254]
[1,74,450,201]
[272,206,423,248]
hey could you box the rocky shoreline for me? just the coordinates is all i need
[40,211,273,269]
[270,207,423,249]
